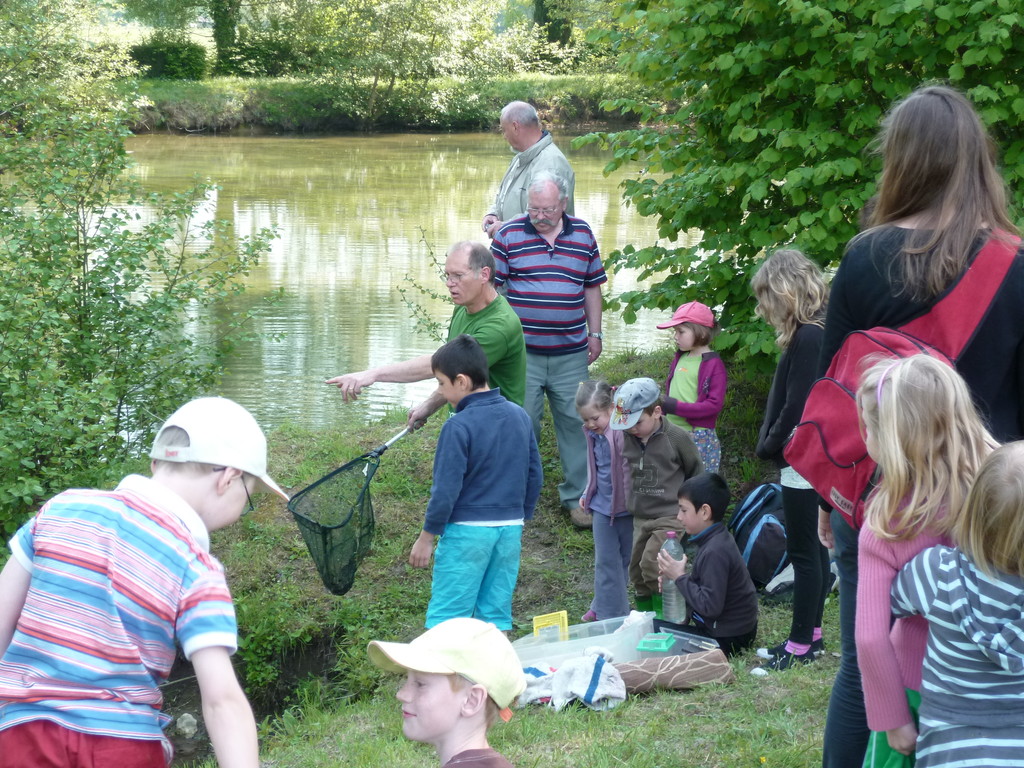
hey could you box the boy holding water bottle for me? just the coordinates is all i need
[658,473,759,656]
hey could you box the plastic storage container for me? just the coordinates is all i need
[513,612,655,670]
[651,618,721,654]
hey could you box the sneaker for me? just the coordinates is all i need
[756,642,788,660]
[581,610,597,622]
[757,638,825,660]
[763,648,816,671]
[569,506,593,529]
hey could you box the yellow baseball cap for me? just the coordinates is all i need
[368,618,526,721]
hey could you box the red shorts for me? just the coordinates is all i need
[0,719,166,768]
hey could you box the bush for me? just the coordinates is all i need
[134,73,654,133]
[131,33,208,80]
[1,15,274,533]
[223,24,304,78]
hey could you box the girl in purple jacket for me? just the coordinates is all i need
[576,380,633,621]
[656,301,727,472]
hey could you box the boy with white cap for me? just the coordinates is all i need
[368,617,526,768]
[0,397,287,768]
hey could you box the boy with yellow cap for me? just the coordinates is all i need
[368,617,526,767]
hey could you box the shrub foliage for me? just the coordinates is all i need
[131,32,208,80]
[135,73,650,133]
[0,0,274,534]
[580,0,1024,367]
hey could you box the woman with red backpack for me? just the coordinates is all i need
[815,85,1024,768]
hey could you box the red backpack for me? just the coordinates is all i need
[783,232,1019,529]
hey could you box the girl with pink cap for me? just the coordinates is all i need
[656,301,727,472]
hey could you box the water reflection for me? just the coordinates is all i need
[126,132,687,429]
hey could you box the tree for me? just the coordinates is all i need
[580,0,1024,366]
[210,0,242,68]
[0,0,274,531]
[120,0,240,72]
[307,0,510,128]
[534,0,572,46]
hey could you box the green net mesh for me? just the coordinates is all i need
[288,454,380,596]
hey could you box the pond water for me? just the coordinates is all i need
[125,132,682,429]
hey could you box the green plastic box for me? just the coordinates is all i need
[636,632,677,655]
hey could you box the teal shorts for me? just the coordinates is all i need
[426,523,523,631]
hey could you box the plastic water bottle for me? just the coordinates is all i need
[660,531,687,624]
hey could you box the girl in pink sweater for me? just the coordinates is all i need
[854,355,997,763]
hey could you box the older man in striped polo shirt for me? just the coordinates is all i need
[490,174,606,524]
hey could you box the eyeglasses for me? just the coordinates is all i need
[526,205,560,216]
[443,269,479,284]
[214,467,255,514]
[241,477,254,515]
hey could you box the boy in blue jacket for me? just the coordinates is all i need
[410,334,542,630]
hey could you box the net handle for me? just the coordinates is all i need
[368,427,409,459]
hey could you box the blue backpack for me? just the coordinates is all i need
[726,483,788,588]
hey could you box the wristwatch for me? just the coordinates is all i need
[588,332,603,340]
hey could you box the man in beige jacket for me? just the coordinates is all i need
[482,101,575,239]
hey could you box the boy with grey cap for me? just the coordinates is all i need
[368,617,526,767]
[0,397,286,768]
[611,377,703,615]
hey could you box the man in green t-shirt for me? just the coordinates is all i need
[327,242,526,429]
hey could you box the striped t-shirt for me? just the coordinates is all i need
[0,474,237,747]
[490,215,607,355]
[891,544,1024,728]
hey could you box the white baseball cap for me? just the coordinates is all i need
[368,618,526,721]
[149,397,288,501]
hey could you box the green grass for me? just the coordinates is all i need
[205,348,841,767]
[253,597,839,768]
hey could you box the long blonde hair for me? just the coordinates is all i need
[954,441,1024,577]
[859,355,998,541]
[751,249,829,348]
[857,85,1017,302]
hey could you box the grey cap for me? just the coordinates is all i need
[610,378,660,430]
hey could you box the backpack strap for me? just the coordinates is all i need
[899,231,1019,360]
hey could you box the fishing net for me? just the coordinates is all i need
[288,429,407,595]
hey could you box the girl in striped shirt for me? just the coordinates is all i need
[891,442,1024,768]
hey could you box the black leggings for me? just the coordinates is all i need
[783,485,830,645]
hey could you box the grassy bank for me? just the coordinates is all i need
[202,348,839,767]
[134,73,653,134]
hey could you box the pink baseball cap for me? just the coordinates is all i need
[656,301,715,329]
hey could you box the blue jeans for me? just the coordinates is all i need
[524,350,588,508]
[426,523,522,631]
[822,510,869,768]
